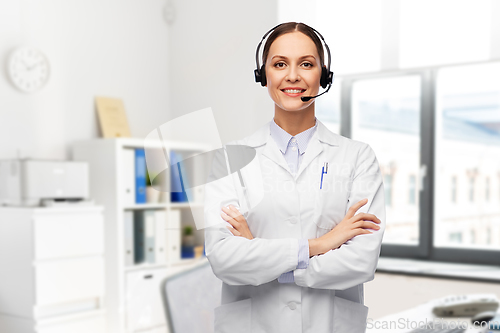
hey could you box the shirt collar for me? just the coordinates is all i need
[270,117,318,155]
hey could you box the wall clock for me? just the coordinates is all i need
[8,46,50,93]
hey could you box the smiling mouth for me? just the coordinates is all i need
[281,89,306,95]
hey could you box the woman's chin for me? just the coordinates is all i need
[277,101,312,112]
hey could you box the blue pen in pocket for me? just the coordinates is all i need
[320,162,328,189]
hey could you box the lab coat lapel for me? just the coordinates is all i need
[295,129,323,180]
[261,136,292,175]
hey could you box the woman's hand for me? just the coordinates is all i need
[310,198,381,256]
[221,205,254,240]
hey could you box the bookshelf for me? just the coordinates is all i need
[72,138,211,333]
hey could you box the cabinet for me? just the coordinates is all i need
[0,206,106,333]
[72,138,211,333]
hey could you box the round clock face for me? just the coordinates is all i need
[8,47,50,93]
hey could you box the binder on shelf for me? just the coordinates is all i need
[123,149,136,206]
[124,211,134,266]
[145,210,156,263]
[167,209,181,263]
[170,151,188,202]
[133,210,145,263]
[135,149,147,204]
[154,210,167,265]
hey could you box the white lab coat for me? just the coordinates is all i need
[204,119,386,333]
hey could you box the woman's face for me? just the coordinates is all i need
[265,31,322,113]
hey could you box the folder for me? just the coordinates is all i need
[133,210,145,263]
[154,210,167,264]
[135,149,147,204]
[145,210,156,263]
[122,149,136,206]
[124,210,134,266]
[167,209,181,263]
[170,151,187,202]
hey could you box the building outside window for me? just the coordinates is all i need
[485,177,490,201]
[384,174,393,207]
[469,176,475,203]
[449,232,462,244]
[409,175,416,205]
[451,176,457,203]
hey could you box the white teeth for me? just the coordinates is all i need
[283,89,304,94]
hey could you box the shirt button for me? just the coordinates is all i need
[291,147,297,152]
[288,217,298,224]
[291,138,297,143]
[288,302,297,310]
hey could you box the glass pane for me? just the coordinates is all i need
[400,0,490,68]
[352,76,421,245]
[434,62,500,250]
[316,78,341,134]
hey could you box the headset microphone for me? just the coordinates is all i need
[301,78,333,102]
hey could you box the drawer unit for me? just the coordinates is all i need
[35,257,104,307]
[34,210,104,260]
[126,268,169,332]
[0,207,106,333]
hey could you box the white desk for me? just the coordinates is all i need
[367,298,498,333]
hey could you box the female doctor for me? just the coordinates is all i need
[204,22,385,333]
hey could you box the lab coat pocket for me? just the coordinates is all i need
[314,175,352,231]
[332,296,368,333]
[214,298,252,333]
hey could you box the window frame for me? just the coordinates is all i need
[339,61,500,266]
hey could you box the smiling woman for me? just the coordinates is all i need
[265,32,322,114]
[204,22,386,333]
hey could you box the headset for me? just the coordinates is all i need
[254,23,334,102]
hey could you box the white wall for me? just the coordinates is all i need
[0,0,170,160]
[167,0,278,146]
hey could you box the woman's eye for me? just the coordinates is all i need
[302,62,313,68]
[274,62,286,68]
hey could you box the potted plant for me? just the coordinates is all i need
[181,226,195,258]
[145,171,160,203]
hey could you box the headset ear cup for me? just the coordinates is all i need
[260,65,267,86]
[320,66,328,89]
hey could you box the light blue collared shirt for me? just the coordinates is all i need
[270,117,318,283]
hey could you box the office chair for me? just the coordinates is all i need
[161,259,222,333]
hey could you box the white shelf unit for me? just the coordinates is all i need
[72,138,211,333]
[0,206,106,333]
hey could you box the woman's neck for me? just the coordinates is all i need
[273,105,316,136]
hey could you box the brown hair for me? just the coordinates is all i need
[262,22,325,69]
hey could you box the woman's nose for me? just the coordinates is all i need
[286,67,300,82]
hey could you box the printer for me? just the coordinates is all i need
[0,160,89,207]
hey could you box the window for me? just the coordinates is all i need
[351,75,421,245]
[485,177,490,202]
[468,176,475,203]
[341,62,500,263]
[409,175,416,205]
[451,176,457,203]
[449,232,462,244]
[384,174,393,208]
[434,63,500,253]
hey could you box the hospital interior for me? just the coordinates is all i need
[1,0,500,332]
